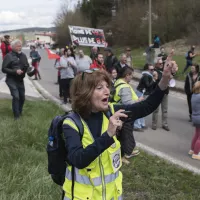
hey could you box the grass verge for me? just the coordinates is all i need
[1,99,200,200]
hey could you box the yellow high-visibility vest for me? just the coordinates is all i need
[63,111,123,200]
[113,78,138,103]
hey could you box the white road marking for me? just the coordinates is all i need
[137,142,200,175]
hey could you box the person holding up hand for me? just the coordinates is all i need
[61,49,178,200]
[59,48,77,104]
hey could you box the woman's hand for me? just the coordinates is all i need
[158,49,178,90]
[107,110,127,137]
[138,96,144,101]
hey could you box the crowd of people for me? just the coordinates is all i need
[2,33,200,199]
[51,44,179,167]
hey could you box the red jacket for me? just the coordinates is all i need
[1,42,12,59]
[90,60,105,70]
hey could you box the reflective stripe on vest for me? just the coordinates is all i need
[65,167,119,186]
[64,194,122,200]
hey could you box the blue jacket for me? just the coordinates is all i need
[30,50,41,63]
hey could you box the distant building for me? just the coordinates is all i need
[35,32,56,45]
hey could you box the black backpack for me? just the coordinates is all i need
[47,111,84,186]
[109,82,125,103]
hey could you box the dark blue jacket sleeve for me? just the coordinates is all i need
[114,86,165,121]
[63,124,114,169]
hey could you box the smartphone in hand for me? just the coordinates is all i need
[120,111,133,122]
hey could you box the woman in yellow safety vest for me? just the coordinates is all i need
[113,67,144,164]
[62,54,178,199]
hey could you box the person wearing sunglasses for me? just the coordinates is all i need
[135,64,158,130]
[62,55,178,199]
[152,58,170,131]
[137,64,157,96]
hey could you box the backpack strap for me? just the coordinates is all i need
[114,82,126,89]
[113,82,126,103]
[66,112,84,136]
[63,112,83,200]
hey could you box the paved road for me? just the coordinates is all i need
[2,49,200,169]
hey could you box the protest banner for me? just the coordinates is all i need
[68,25,107,47]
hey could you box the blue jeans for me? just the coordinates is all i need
[183,60,192,73]
[133,90,145,129]
[6,79,25,118]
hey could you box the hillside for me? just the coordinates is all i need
[0,27,56,34]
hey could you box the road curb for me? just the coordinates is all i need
[29,78,71,112]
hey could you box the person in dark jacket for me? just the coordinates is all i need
[137,63,157,96]
[114,53,129,74]
[184,64,200,122]
[104,47,118,73]
[136,64,157,130]
[2,39,29,120]
[183,45,196,74]
[153,34,160,48]
[158,47,168,62]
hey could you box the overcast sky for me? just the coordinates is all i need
[0,0,78,31]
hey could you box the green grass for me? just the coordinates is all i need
[1,99,200,199]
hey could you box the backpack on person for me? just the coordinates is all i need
[47,111,84,186]
[109,82,125,103]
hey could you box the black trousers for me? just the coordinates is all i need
[58,75,63,97]
[187,93,192,116]
[117,121,136,156]
[6,79,25,118]
[60,78,73,103]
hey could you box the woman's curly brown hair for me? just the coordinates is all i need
[70,70,111,118]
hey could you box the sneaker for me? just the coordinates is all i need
[125,149,140,158]
[133,128,144,132]
[122,157,130,165]
[162,126,170,131]
[188,150,194,155]
[192,153,200,160]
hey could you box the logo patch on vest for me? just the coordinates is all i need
[112,153,120,169]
